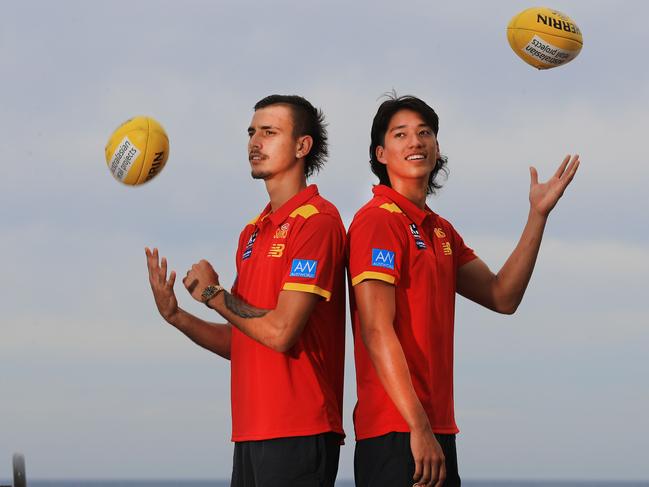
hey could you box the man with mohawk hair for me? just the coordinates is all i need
[146,95,346,487]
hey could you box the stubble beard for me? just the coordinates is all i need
[251,169,272,180]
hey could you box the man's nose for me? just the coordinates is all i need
[407,133,424,148]
[249,133,261,149]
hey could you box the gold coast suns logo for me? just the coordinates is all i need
[268,223,289,257]
[274,223,290,239]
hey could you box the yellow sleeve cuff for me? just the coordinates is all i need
[282,282,332,301]
[351,271,396,287]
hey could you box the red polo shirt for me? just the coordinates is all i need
[230,184,346,442]
[348,185,477,439]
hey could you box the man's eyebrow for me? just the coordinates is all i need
[389,123,431,132]
[248,124,279,132]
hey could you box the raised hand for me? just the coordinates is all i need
[183,259,221,302]
[145,247,179,323]
[529,154,580,217]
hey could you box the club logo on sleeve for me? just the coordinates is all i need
[290,259,318,278]
[371,249,395,269]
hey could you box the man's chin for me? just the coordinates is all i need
[251,170,271,180]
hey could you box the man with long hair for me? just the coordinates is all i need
[348,95,579,487]
[146,95,346,486]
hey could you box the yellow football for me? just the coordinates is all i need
[507,7,583,69]
[104,116,169,185]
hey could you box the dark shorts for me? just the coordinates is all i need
[231,432,341,487]
[354,432,461,487]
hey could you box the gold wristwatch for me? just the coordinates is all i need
[201,284,225,305]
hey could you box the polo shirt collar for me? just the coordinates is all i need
[372,184,431,226]
[258,184,319,226]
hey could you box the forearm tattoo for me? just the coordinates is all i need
[224,292,270,319]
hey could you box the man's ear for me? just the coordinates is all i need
[376,146,387,165]
[296,135,313,159]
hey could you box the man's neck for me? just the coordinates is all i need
[265,172,308,212]
[391,178,428,209]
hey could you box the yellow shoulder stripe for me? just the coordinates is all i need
[351,271,396,287]
[248,214,261,225]
[282,282,332,301]
[290,204,319,220]
[379,203,403,213]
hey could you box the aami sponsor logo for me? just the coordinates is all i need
[371,249,395,269]
[290,259,318,278]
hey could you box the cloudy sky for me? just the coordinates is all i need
[1,0,648,482]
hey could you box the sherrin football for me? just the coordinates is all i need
[507,7,583,69]
[105,116,169,185]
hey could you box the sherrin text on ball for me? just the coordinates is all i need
[507,7,583,69]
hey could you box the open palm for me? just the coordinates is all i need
[529,154,580,217]
[145,247,179,323]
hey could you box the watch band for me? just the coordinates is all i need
[201,284,225,305]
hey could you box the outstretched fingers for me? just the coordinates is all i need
[146,247,160,270]
[145,247,155,268]
[564,154,580,179]
[529,166,539,187]
[168,270,176,289]
[145,247,175,288]
[160,257,176,288]
[145,247,158,280]
[554,154,572,179]
[558,154,580,192]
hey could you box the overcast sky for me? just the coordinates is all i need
[1,0,648,482]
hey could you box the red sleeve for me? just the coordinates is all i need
[348,207,406,287]
[449,223,477,269]
[280,214,345,301]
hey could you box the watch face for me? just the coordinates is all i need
[202,285,221,302]
[201,286,215,300]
